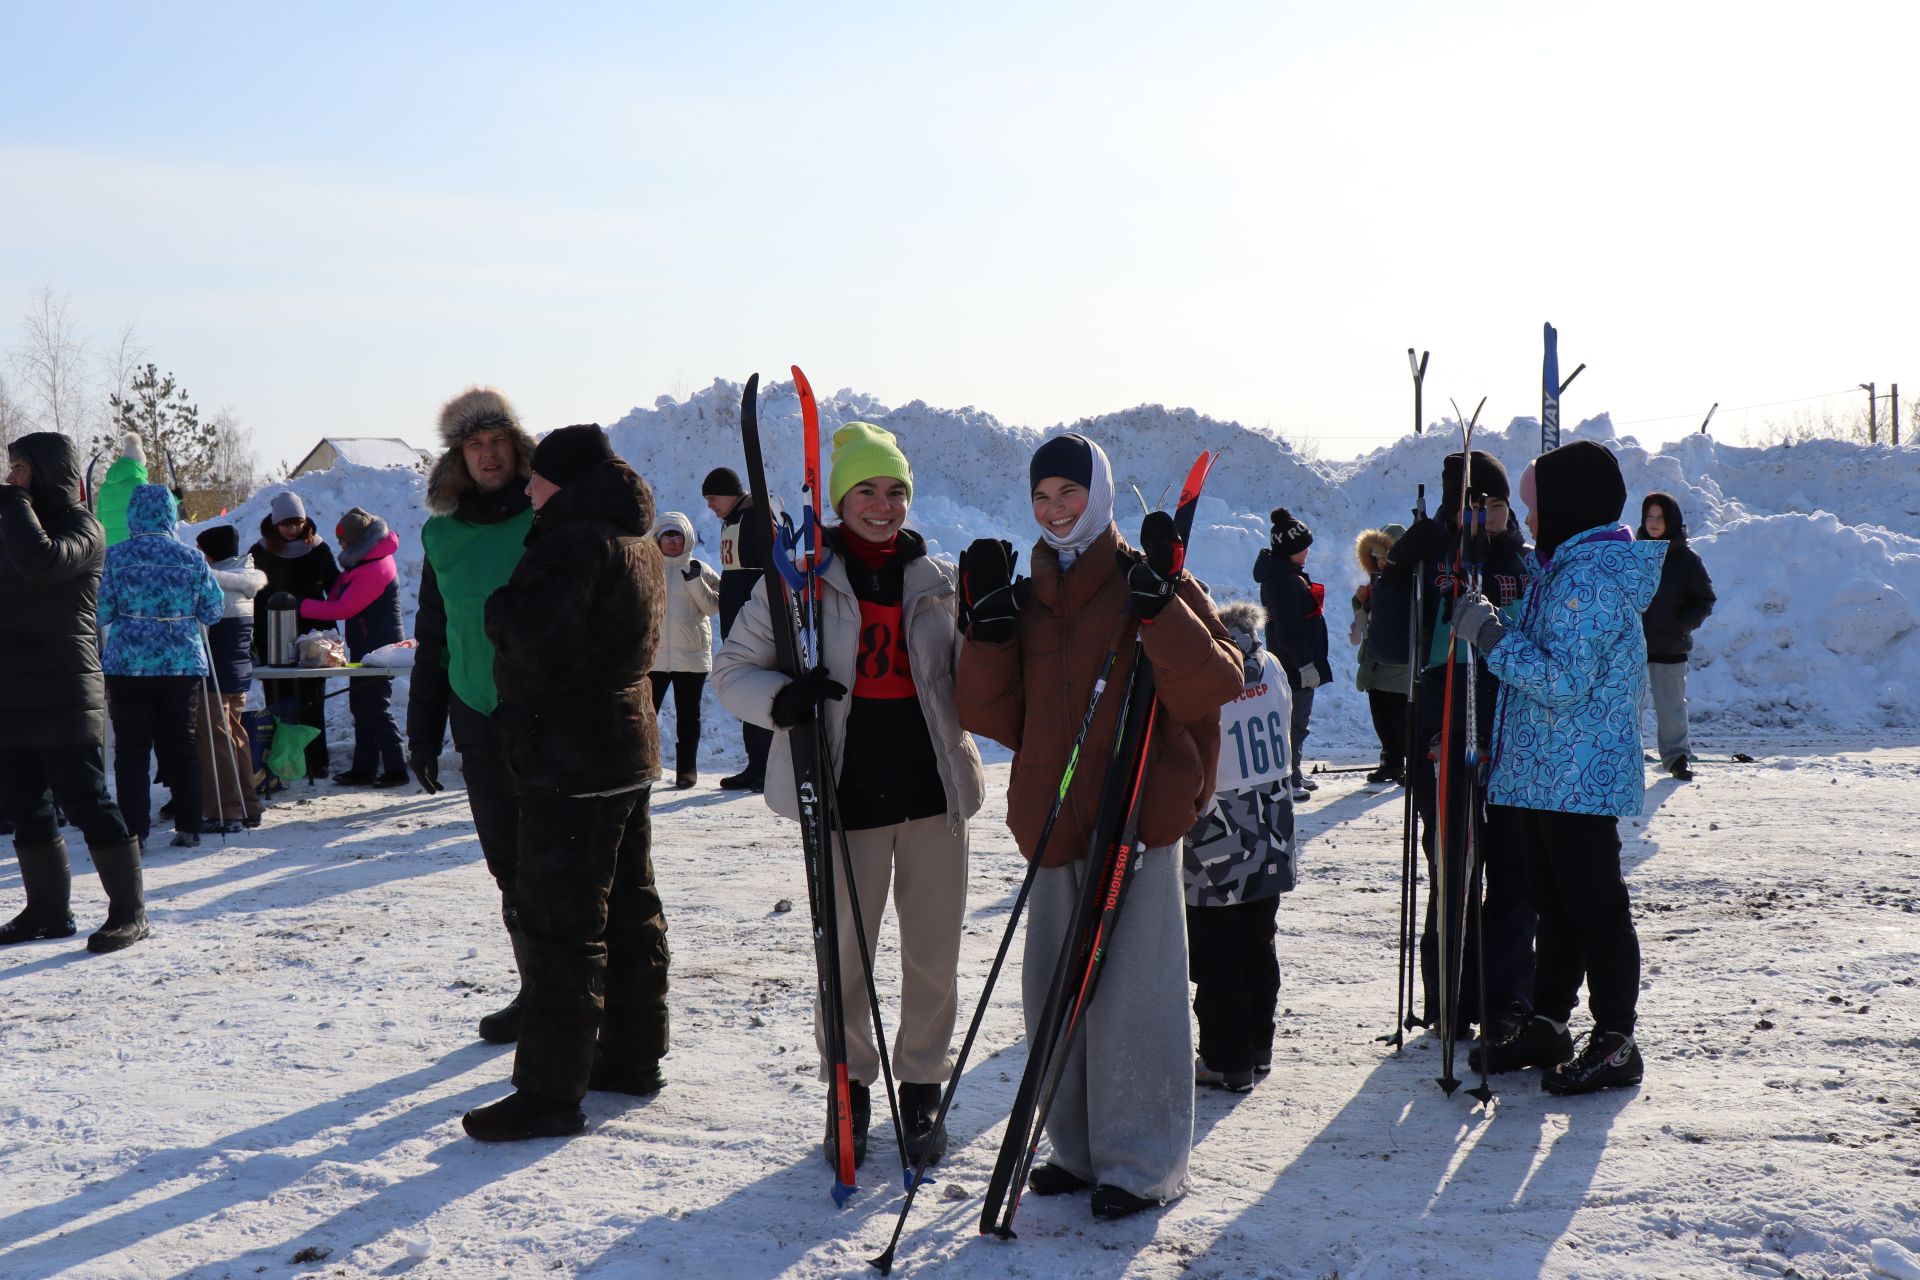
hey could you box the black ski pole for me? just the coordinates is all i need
[1383,484,1427,1048]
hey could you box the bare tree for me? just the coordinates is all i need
[203,408,260,512]
[0,373,30,450]
[93,322,148,449]
[9,286,90,441]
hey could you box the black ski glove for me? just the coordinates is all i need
[408,747,443,794]
[1120,510,1182,621]
[683,558,706,582]
[958,538,1022,644]
[1390,516,1449,570]
[770,666,848,728]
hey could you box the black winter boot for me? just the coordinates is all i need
[589,1052,666,1097]
[1091,1184,1164,1220]
[822,1081,871,1171]
[461,1090,586,1142]
[898,1081,948,1167]
[1028,1162,1093,1197]
[1542,1031,1644,1095]
[1468,1014,1573,1075]
[478,991,524,1044]
[0,841,77,945]
[86,840,150,954]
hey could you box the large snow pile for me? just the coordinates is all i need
[195,381,1920,748]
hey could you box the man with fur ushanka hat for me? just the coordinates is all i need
[408,386,539,1044]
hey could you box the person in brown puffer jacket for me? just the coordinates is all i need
[463,425,671,1143]
[955,432,1243,1221]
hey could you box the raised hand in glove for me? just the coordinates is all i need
[1390,516,1450,570]
[958,538,1022,643]
[770,666,848,728]
[1120,510,1183,621]
[408,747,444,794]
[1452,591,1506,650]
[683,558,706,582]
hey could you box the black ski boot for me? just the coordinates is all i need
[1468,1014,1573,1074]
[86,840,150,954]
[822,1081,871,1170]
[1543,1031,1644,1095]
[1091,1184,1164,1220]
[719,771,763,793]
[0,840,77,945]
[1195,1054,1255,1093]
[1669,756,1694,782]
[899,1082,948,1167]
[478,991,524,1044]
[461,1090,586,1142]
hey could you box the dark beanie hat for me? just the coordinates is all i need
[1270,507,1313,557]
[1440,450,1511,516]
[1029,434,1094,492]
[195,524,239,562]
[532,424,616,488]
[1533,440,1627,559]
[701,466,745,498]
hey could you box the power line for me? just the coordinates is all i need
[1614,387,1865,427]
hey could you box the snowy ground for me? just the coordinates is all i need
[5,739,1920,1280]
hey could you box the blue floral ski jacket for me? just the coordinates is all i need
[1484,525,1667,819]
[97,485,224,677]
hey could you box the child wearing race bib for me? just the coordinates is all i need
[1183,601,1297,1093]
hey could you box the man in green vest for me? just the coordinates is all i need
[408,387,538,1043]
[95,433,149,547]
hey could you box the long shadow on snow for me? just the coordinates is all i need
[573,1046,1030,1278]
[1195,1042,1635,1275]
[0,1044,502,1275]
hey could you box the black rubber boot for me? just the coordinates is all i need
[0,840,77,945]
[461,1090,586,1142]
[1091,1184,1164,1220]
[589,1053,666,1097]
[86,839,151,954]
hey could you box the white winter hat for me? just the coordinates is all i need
[120,433,146,464]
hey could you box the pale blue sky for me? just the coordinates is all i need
[3,1,1915,468]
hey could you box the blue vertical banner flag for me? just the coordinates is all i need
[1541,321,1561,454]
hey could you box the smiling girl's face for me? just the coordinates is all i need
[1032,476,1088,537]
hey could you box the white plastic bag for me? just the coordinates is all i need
[362,640,418,669]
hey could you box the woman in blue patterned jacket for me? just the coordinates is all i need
[1451,440,1666,1096]
[98,484,224,849]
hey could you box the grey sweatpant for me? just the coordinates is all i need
[1645,661,1691,768]
[1021,844,1193,1203]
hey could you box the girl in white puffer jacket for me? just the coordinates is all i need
[649,512,721,789]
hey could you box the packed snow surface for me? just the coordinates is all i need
[4,744,1919,1277]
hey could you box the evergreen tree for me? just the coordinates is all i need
[107,362,217,487]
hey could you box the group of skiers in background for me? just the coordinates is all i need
[0,391,1719,1222]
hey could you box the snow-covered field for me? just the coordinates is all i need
[6,741,1919,1280]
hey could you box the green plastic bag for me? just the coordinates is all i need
[266,716,322,780]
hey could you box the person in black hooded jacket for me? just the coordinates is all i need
[1637,492,1715,781]
[465,425,670,1143]
[1367,450,1536,1042]
[0,432,149,953]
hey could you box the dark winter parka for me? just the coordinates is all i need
[1251,550,1332,690]
[0,432,109,747]
[485,458,665,795]
[249,515,340,654]
[1636,493,1716,661]
[1367,517,1532,743]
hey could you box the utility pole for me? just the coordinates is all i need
[1408,348,1430,436]
[1860,382,1877,444]
[1891,384,1900,447]
[1699,403,1719,434]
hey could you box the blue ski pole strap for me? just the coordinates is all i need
[774,507,834,594]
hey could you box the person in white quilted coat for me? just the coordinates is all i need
[649,511,720,789]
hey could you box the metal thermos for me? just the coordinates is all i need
[265,592,299,667]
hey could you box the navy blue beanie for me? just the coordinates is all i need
[1029,434,1094,492]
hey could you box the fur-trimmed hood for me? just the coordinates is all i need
[1216,600,1269,660]
[1355,526,1403,576]
[426,387,538,516]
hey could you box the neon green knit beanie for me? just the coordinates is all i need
[829,422,913,509]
